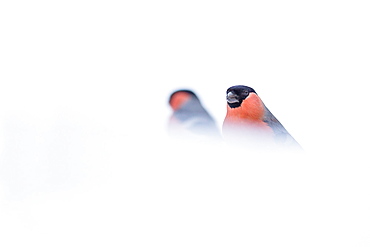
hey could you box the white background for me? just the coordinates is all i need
[1,0,370,246]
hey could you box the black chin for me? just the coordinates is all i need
[227,101,242,108]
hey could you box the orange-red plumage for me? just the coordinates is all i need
[224,93,271,129]
[169,91,192,111]
[224,92,272,133]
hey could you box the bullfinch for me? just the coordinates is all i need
[168,89,220,139]
[223,85,301,149]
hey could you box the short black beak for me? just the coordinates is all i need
[226,91,239,104]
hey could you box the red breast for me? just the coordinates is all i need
[169,92,192,111]
[223,93,272,133]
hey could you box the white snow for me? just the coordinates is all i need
[1,0,370,246]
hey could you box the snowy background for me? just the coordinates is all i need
[1,0,370,246]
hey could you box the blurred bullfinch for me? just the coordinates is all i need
[168,89,220,139]
[222,85,301,149]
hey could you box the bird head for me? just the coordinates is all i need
[226,85,257,108]
[169,90,198,110]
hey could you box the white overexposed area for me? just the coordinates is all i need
[1,0,369,246]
